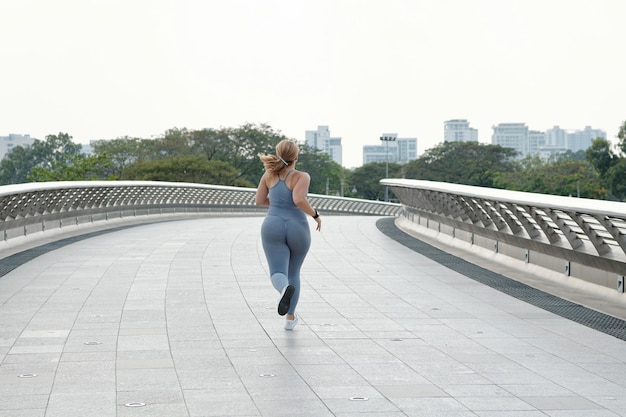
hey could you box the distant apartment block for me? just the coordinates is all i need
[545,126,568,148]
[491,123,532,157]
[491,123,549,158]
[492,123,605,159]
[528,130,546,156]
[362,134,417,165]
[444,119,478,142]
[305,125,342,166]
[0,134,34,160]
[567,126,606,152]
[540,126,606,158]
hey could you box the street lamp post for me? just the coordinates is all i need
[380,135,397,202]
[340,179,357,197]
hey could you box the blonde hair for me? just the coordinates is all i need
[259,139,299,174]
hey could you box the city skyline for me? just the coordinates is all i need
[0,119,613,168]
[1,1,625,169]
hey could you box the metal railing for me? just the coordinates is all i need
[1,181,401,244]
[383,178,626,293]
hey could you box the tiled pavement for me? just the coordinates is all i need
[1,215,625,417]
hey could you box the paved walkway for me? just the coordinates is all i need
[1,215,625,417]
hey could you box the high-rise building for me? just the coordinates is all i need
[1,134,34,160]
[568,126,606,152]
[396,136,418,164]
[528,130,546,156]
[494,123,604,159]
[444,119,478,142]
[542,125,606,156]
[304,125,343,166]
[491,123,529,157]
[545,126,568,148]
[362,134,417,165]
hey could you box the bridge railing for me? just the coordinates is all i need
[1,181,401,244]
[382,178,626,296]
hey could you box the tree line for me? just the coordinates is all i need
[1,121,625,201]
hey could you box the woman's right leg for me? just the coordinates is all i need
[261,216,292,302]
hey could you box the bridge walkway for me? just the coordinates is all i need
[1,216,625,416]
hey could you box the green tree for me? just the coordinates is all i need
[551,149,586,162]
[122,156,250,186]
[91,125,337,188]
[91,136,149,179]
[403,141,518,187]
[493,156,543,191]
[606,120,626,200]
[153,123,288,185]
[39,132,83,168]
[295,144,345,195]
[189,128,226,161]
[0,132,82,185]
[495,155,604,199]
[0,145,33,184]
[116,129,193,162]
[618,120,626,155]
[586,138,618,178]
[210,123,287,185]
[606,158,626,201]
[538,159,604,198]
[28,154,113,182]
[347,162,403,200]
[158,128,196,158]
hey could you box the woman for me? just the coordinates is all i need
[255,139,322,330]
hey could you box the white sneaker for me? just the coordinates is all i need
[284,314,299,330]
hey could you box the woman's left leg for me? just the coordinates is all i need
[285,220,311,316]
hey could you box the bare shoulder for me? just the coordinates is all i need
[293,170,310,180]
[262,171,279,188]
[292,170,310,184]
[286,170,310,190]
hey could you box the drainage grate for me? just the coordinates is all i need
[376,217,626,341]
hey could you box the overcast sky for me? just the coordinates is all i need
[2,0,625,168]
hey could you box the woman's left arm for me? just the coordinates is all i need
[292,172,314,215]
[292,172,322,231]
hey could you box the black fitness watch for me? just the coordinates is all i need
[312,209,320,219]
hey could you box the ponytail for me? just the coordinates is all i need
[258,139,299,174]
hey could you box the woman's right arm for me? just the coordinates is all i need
[255,173,270,206]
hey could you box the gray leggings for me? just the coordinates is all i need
[261,215,311,315]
